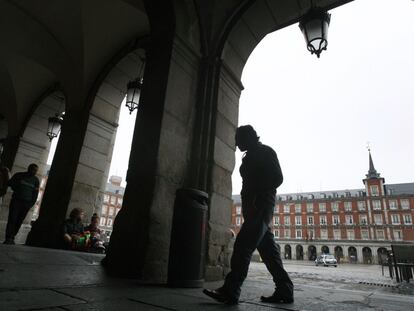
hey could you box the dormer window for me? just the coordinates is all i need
[370,185,379,197]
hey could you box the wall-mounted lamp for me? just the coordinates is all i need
[126,57,145,114]
[47,113,64,141]
[299,6,331,58]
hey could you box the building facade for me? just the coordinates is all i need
[231,152,414,264]
[99,176,125,240]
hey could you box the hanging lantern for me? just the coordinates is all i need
[299,7,331,58]
[125,78,143,114]
[47,114,63,141]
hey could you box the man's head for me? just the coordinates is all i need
[235,125,259,152]
[69,208,85,222]
[27,163,38,176]
[90,213,100,227]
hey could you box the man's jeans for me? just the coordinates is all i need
[5,198,32,241]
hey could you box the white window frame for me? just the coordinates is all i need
[320,229,328,239]
[357,201,366,211]
[389,200,398,210]
[372,200,381,210]
[361,230,369,240]
[236,206,242,215]
[295,204,301,213]
[284,217,290,225]
[394,230,403,241]
[347,230,355,240]
[284,229,290,238]
[344,201,352,212]
[319,203,326,212]
[274,216,279,225]
[274,230,279,239]
[359,214,368,225]
[331,202,339,212]
[308,216,314,225]
[236,217,241,226]
[370,185,379,196]
[333,215,340,225]
[376,230,385,240]
[284,204,290,213]
[346,215,353,225]
[306,203,314,213]
[296,230,302,239]
[374,214,382,225]
[295,215,302,225]
[320,215,327,225]
[403,214,412,224]
[391,214,400,225]
[333,230,341,240]
[107,218,113,227]
[401,199,410,210]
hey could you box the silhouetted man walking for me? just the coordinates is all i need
[203,125,293,304]
[3,163,39,245]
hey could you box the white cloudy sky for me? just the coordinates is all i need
[53,0,413,193]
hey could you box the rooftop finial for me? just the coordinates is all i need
[366,144,380,179]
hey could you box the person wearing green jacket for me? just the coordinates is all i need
[3,163,39,245]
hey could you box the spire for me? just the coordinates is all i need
[366,147,380,179]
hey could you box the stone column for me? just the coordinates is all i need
[0,135,20,170]
[26,108,90,247]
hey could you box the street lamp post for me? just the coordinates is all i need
[47,113,64,141]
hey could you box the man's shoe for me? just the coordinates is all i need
[261,292,294,303]
[203,288,238,305]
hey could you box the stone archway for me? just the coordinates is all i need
[285,244,292,260]
[296,245,304,260]
[348,246,357,263]
[362,247,372,264]
[321,245,330,254]
[308,245,317,261]
[334,246,344,263]
[377,247,388,264]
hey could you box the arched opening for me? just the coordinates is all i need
[362,247,372,264]
[308,245,317,261]
[348,246,357,263]
[377,247,388,265]
[321,245,330,254]
[296,244,304,260]
[284,244,292,260]
[334,246,344,264]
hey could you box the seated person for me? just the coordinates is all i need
[84,213,105,253]
[63,208,87,250]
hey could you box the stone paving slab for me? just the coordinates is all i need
[0,289,84,311]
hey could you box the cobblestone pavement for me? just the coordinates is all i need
[1,245,414,311]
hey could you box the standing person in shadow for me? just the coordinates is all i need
[3,163,39,245]
[203,125,293,304]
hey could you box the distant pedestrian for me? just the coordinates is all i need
[203,125,293,304]
[3,163,39,245]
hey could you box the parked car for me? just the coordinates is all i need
[315,254,338,267]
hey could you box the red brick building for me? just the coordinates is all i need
[231,152,414,264]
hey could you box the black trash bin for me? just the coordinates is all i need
[167,188,208,288]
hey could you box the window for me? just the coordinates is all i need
[319,203,326,212]
[370,185,379,196]
[308,216,314,225]
[401,199,410,210]
[403,214,412,224]
[361,230,369,240]
[236,217,241,226]
[103,194,109,203]
[320,215,327,225]
[296,230,302,239]
[101,205,108,215]
[308,229,314,239]
[284,217,290,225]
[306,203,313,213]
[107,218,113,227]
[110,196,116,205]
[359,214,368,225]
[236,206,241,215]
[394,230,403,241]
[273,216,279,225]
[100,217,106,226]
[109,207,115,216]
[333,215,340,225]
[333,230,341,240]
[389,200,397,210]
[374,214,382,224]
[320,229,328,239]
[284,229,290,238]
[347,230,355,240]
[118,197,123,205]
[345,215,353,225]
[274,205,279,213]
[391,214,400,225]
[331,202,339,212]
[295,204,301,213]
[357,201,366,211]
[295,216,302,225]
[116,208,120,216]
[274,230,279,239]
[344,202,352,212]
[372,200,381,210]
[376,230,385,240]
[284,204,290,213]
